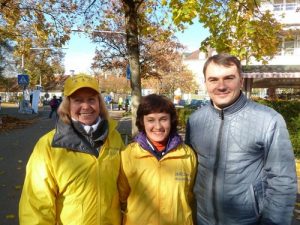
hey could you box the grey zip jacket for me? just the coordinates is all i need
[185,93,297,225]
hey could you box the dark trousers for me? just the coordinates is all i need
[49,107,58,118]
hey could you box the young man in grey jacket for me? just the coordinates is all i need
[185,53,297,225]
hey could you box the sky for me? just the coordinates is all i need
[63,22,209,75]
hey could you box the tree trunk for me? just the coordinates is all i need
[122,0,142,136]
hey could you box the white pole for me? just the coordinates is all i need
[21,54,24,71]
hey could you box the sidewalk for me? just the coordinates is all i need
[0,106,55,225]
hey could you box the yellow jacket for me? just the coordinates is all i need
[19,119,124,225]
[118,141,197,225]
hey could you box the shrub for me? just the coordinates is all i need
[176,107,194,130]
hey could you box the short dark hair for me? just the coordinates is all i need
[136,94,178,133]
[203,53,242,78]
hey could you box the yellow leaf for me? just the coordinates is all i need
[15,185,22,190]
[6,214,15,219]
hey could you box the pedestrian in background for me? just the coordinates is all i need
[118,94,197,225]
[19,75,124,225]
[125,97,130,112]
[48,95,59,119]
[185,53,297,225]
[58,96,63,105]
[118,96,123,110]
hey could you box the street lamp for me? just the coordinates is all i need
[71,29,126,35]
[24,47,68,86]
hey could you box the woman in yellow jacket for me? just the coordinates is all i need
[118,94,197,225]
[19,75,124,225]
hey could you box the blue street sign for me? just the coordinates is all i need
[126,64,131,80]
[18,74,29,85]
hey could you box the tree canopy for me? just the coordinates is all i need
[76,0,177,134]
[0,0,74,80]
[166,0,282,63]
[0,0,73,50]
[90,2,182,80]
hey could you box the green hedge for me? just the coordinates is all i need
[177,100,300,158]
[177,107,194,131]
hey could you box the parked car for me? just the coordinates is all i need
[175,99,186,108]
[187,99,209,109]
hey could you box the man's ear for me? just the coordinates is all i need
[240,76,244,89]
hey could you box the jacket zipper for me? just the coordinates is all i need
[212,109,224,224]
[96,157,101,225]
[158,160,161,225]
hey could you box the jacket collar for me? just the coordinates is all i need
[209,92,248,118]
[52,118,116,157]
[134,131,183,160]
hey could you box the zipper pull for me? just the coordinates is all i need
[219,109,224,120]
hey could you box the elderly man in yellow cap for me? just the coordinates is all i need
[19,75,124,225]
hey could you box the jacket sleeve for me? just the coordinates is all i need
[19,137,58,225]
[187,146,197,224]
[261,114,297,225]
[117,149,131,214]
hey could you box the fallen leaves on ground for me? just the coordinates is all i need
[0,116,36,133]
[5,214,16,219]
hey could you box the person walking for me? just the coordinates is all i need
[124,97,130,112]
[185,53,297,225]
[48,95,59,119]
[118,94,197,225]
[19,75,124,225]
[118,96,123,110]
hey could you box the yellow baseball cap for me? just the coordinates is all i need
[64,75,100,96]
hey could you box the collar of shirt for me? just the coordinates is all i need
[71,117,101,134]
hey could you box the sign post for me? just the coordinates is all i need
[18,74,29,86]
[126,64,131,80]
[18,74,32,114]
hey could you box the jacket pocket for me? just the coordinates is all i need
[250,182,264,218]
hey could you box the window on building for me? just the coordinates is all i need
[273,0,298,11]
[284,40,294,55]
[286,0,297,10]
[297,35,300,48]
[274,0,284,10]
[277,36,299,55]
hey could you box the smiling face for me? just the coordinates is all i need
[69,88,100,125]
[205,62,243,110]
[143,112,171,143]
